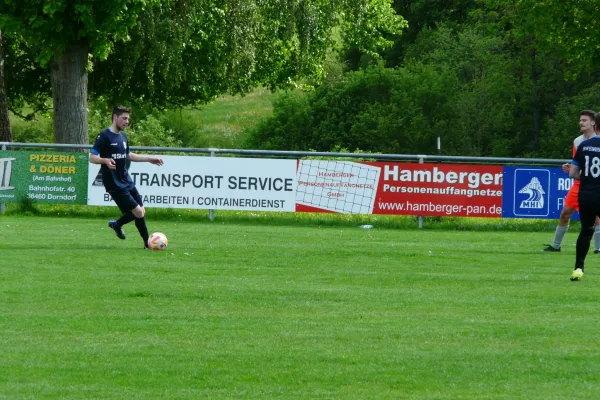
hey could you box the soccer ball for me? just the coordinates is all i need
[147,232,168,251]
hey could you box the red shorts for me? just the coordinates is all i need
[564,183,580,211]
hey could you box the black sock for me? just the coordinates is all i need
[116,211,135,227]
[575,226,594,271]
[135,217,149,246]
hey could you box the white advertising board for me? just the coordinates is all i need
[87,155,297,211]
[296,160,380,214]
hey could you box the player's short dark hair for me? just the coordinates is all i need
[112,105,131,118]
[580,109,596,121]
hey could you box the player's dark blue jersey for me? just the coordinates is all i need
[91,128,133,191]
[572,136,600,201]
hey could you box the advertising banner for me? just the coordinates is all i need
[0,150,88,204]
[87,155,297,211]
[502,166,575,219]
[0,150,567,220]
[296,161,503,217]
[296,160,380,214]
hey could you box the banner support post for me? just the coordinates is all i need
[209,150,215,221]
[418,156,424,229]
[0,143,6,215]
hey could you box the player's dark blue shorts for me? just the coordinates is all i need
[108,186,144,213]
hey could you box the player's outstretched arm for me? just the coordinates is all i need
[128,152,164,166]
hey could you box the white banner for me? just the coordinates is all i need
[296,160,380,214]
[87,155,297,211]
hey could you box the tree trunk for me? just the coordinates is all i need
[531,47,541,153]
[0,30,13,143]
[51,43,89,146]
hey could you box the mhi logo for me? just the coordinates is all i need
[519,177,545,209]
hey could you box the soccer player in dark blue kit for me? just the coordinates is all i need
[569,112,600,280]
[90,105,164,249]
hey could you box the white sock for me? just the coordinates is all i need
[552,225,569,249]
[594,226,600,251]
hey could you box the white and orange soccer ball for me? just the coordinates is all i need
[147,232,168,251]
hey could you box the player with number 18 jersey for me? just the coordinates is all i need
[542,110,598,253]
[573,137,600,205]
[564,133,597,211]
[569,135,600,280]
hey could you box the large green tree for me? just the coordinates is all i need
[0,0,157,144]
[249,0,600,158]
[90,0,406,110]
[390,0,600,156]
[468,0,600,154]
[1,0,405,144]
[0,30,11,142]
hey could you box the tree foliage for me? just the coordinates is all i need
[251,0,600,158]
[0,30,12,142]
[89,0,407,110]
[1,0,405,143]
[248,0,600,159]
[480,0,600,80]
[245,65,461,154]
[2,32,50,119]
[466,0,600,154]
[385,0,477,66]
[0,0,151,64]
[6,0,600,158]
[541,84,600,159]
[0,0,154,144]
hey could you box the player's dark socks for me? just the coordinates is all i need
[135,217,149,245]
[575,227,594,270]
[117,211,136,227]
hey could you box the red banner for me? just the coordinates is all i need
[372,163,502,217]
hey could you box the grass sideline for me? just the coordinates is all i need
[1,215,599,399]
[2,202,564,232]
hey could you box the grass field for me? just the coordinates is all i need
[2,215,600,399]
